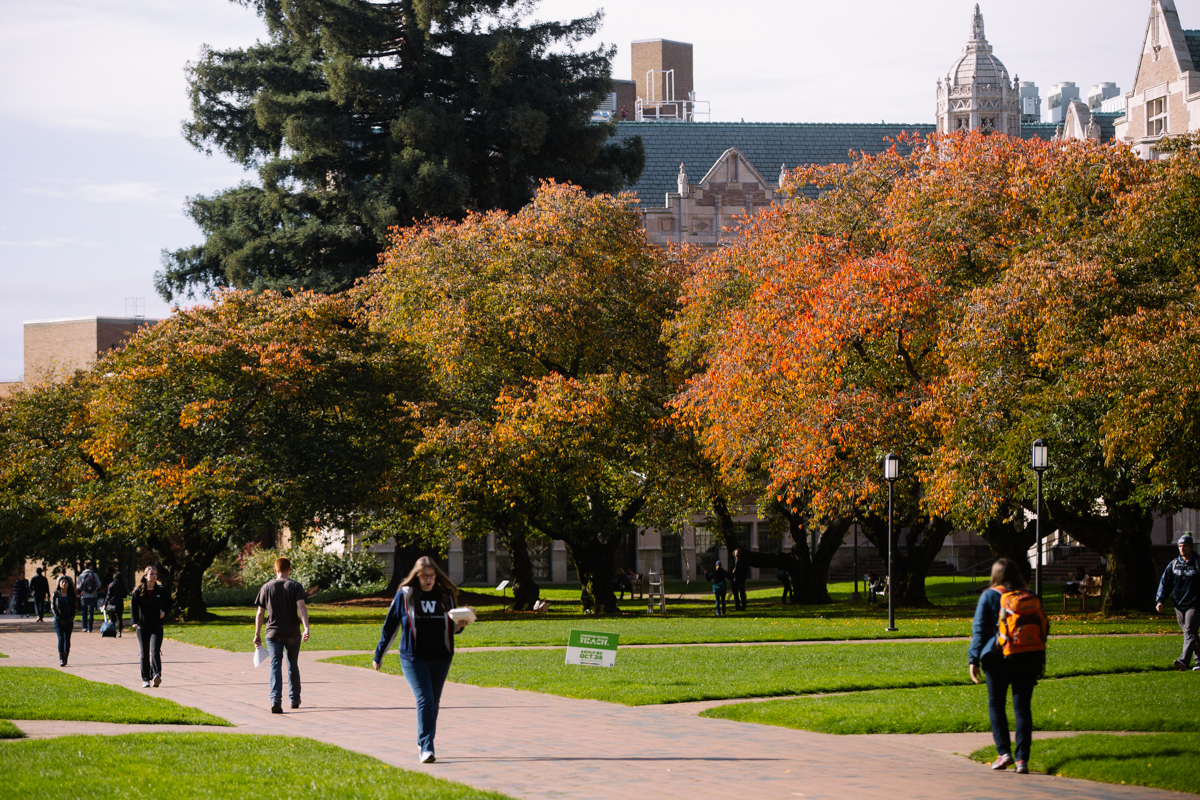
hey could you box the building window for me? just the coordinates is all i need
[693,527,719,577]
[462,537,487,584]
[527,536,551,580]
[661,532,682,578]
[1147,97,1167,136]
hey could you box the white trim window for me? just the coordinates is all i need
[1147,96,1167,136]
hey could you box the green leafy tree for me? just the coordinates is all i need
[159,0,643,300]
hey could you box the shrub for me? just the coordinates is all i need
[238,540,385,591]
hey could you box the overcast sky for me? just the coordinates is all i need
[0,0,1159,380]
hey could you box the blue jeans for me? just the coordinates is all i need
[81,597,97,631]
[54,619,73,661]
[401,657,452,754]
[713,588,727,615]
[984,655,1040,762]
[266,636,302,706]
[137,627,162,681]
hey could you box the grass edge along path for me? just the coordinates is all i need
[0,720,22,739]
[969,733,1200,796]
[701,671,1200,734]
[323,636,1181,706]
[0,732,516,799]
[0,667,230,726]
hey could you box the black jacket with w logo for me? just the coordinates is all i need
[374,585,456,663]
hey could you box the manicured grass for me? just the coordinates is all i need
[325,636,1181,706]
[703,672,1200,733]
[970,733,1200,795]
[0,667,230,726]
[0,720,23,739]
[0,733,514,799]
[166,598,1176,652]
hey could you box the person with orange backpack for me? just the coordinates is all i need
[967,558,1049,775]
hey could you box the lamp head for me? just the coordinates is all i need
[1031,438,1049,471]
[883,453,900,482]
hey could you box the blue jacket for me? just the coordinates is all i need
[373,586,456,664]
[1156,555,1199,611]
[968,587,1003,666]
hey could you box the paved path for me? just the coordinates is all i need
[0,618,1188,800]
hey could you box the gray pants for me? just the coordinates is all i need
[1177,607,1198,667]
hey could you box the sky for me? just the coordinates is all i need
[0,0,1158,380]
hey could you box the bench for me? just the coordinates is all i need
[1063,574,1103,612]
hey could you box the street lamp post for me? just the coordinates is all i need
[1031,439,1049,597]
[852,513,860,602]
[884,453,899,631]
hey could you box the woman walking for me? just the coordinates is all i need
[968,558,1048,774]
[131,566,171,688]
[372,557,472,763]
[51,576,76,667]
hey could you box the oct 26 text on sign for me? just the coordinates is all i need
[566,630,619,667]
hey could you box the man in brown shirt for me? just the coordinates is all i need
[253,557,310,713]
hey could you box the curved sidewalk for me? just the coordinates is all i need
[0,619,1187,800]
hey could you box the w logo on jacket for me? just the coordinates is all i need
[421,600,438,614]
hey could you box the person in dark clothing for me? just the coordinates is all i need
[730,549,750,611]
[705,561,731,616]
[778,567,793,604]
[1156,532,1199,671]
[372,556,472,763]
[51,576,76,666]
[131,566,171,688]
[104,571,128,637]
[253,557,311,713]
[968,558,1047,775]
[77,561,101,632]
[30,568,50,622]
[11,575,30,618]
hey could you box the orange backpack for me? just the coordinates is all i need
[996,589,1049,657]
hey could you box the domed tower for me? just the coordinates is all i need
[936,5,1021,135]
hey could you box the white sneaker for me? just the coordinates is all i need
[419,750,435,763]
[142,681,150,688]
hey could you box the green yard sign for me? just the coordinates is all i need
[566,629,619,667]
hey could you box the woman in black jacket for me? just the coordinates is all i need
[131,567,171,688]
[104,570,128,637]
[51,576,76,667]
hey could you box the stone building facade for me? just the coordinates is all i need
[0,316,157,398]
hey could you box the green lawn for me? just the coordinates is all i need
[970,733,1200,795]
[0,733,514,800]
[0,720,22,739]
[325,636,1181,706]
[0,667,230,726]
[703,672,1200,733]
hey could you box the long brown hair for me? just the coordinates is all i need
[400,556,458,604]
[989,558,1028,591]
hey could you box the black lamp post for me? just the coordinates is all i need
[884,453,899,631]
[1031,439,1049,597]
[851,512,860,602]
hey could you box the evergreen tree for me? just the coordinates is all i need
[158,0,643,300]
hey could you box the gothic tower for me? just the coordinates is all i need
[936,5,1021,136]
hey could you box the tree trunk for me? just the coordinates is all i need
[499,527,540,611]
[387,540,427,594]
[146,524,226,622]
[1048,499,1158,614]
[978,514,1034,582]
[568,535,620,614]
[730,506,851,605]
[858,513,951,608]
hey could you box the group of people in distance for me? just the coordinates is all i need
[704,548,751,615]
[970,531,1198,775]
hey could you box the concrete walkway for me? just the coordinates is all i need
[0,617,1188,800]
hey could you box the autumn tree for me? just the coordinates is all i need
[158,0,643,300]
[362,181,686,612]
[80,290,422,619]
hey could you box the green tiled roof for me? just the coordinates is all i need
[615,121,935,207]
[1185,30,1200,69]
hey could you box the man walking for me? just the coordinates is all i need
[77,562,101,632]
[1156,533,1199,671]
[30,568,49,622]
[730,548,750,612]
[252,557,310,713]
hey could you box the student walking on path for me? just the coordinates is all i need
[77,561,101,632]
[104,570,128,637]
[1156,532,1199,671]
[30,567,50,622]
[372,556,472,764]
[51,576,76,666]
[11,574,30,617]
[968,558,1048,775]
[252,557,310,713]
[131,566,171,688]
